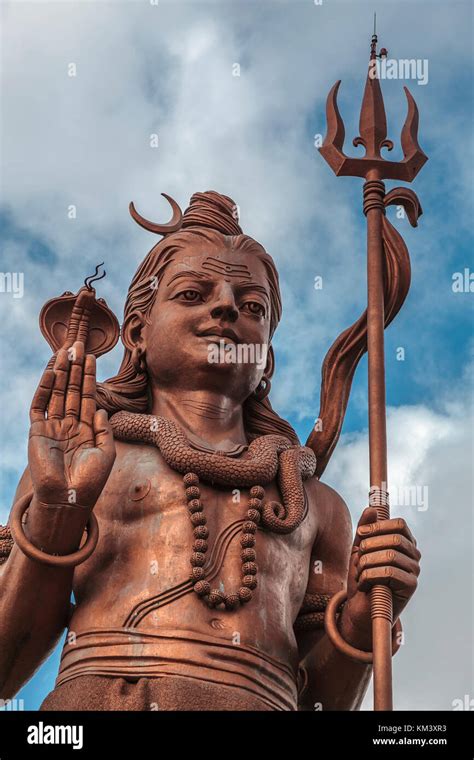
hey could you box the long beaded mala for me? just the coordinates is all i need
[183,473,264,610]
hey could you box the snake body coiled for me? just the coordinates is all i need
[110,411,316,534]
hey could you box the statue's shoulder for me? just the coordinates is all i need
[304,475,353,545]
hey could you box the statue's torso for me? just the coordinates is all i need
[64,438,323,708]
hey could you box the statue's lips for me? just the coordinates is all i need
[196,328,241,345]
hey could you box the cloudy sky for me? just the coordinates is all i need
[0,0,472,711]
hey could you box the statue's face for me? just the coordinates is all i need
[142,238,272,400]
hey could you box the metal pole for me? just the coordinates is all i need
[365,172,393,710]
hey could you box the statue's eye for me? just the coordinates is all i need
[178,290,202,302]
[243,301,265,317]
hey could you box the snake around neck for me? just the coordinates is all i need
[110,411,316,534]
[109,411,317,611]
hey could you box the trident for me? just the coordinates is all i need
[318,27,428,710]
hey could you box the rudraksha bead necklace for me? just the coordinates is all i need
[183,472,264,611]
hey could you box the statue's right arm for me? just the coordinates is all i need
[0,341,116,699]
[0,466,79,698]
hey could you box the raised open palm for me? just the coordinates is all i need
[28,341,116,510]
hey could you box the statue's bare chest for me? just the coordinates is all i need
[99,441,317,549]
[72,441,319,639]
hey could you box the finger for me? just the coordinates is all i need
[46,348,71,419]
[356,549,420,581]
[359,533,421,561]
[80,354,97,426]
[30,368,56,423]
[357,516,417,546]
[358,565,418,597]
[64,342,85,419]
[352,507,378,549]
[93,409,116,462]
[348,508,379,595]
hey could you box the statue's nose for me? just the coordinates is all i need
[210,285,239,323]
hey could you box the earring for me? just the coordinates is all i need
[131,346,147,374]
[254,376,271,401]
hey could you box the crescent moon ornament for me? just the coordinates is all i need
[129,193,183,235]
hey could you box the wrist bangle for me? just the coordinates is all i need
[324,589,402,664]
[36,500,90,511]
[9,490,99,568]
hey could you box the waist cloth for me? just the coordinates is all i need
[55,627,298,711]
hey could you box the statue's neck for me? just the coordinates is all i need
[149,388,248,453]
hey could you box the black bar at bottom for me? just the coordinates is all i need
[0,709,472,758]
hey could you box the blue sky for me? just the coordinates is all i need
[0,0,472,711]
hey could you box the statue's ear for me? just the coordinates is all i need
[265,345,275,379]
[122,310,147,351]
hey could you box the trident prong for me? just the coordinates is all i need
[319,76,428,181]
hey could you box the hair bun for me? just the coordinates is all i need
[182,191,243,236]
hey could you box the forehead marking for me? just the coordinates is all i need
[202,256,252,280]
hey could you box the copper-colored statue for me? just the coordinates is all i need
[0,33,425,712]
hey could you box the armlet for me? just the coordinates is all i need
[294,592,332,632]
